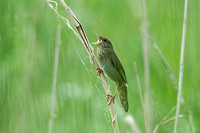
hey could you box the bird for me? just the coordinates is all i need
[92,33,128,112]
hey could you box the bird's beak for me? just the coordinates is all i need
[91,33,102,45]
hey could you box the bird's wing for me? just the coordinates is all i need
[111,51,127,83]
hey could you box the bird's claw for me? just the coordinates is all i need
[96,68,103,76]
[106,94,115,105]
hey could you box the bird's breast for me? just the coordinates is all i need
[97,48,122,83]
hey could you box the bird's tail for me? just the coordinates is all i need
[118,83,128,112]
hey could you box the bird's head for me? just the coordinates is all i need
[91,33,113,49]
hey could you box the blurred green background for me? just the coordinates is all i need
[1,0,200,132]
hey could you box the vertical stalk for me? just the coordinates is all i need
[48,25,61,133]
[134,62,147,132]
[141,0,151,132]
[174,0,188,132]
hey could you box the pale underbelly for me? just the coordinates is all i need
[101,59,122,83]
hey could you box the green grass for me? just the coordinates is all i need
[0,0,200,132]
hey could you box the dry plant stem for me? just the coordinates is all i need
[160,106,176,123]
[153,106,176,133]
[59,0,119,133]
[47,0,83,43]
[48,25,61,133]
[153,115,183,133]
[134,62,147,131]
[149,23,195,133]
[141,0,151,132]
[148,36,178,90]
[174,0,188,132]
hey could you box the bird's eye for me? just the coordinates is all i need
[104,39,107,42]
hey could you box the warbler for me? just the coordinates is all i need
[92,33,128,112]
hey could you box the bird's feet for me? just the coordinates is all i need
[107,94,116,105]
[96,68,103,76]
[106,84,118,105]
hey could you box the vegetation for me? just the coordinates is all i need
[0,0,199,132]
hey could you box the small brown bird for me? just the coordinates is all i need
[92,33,128,112]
